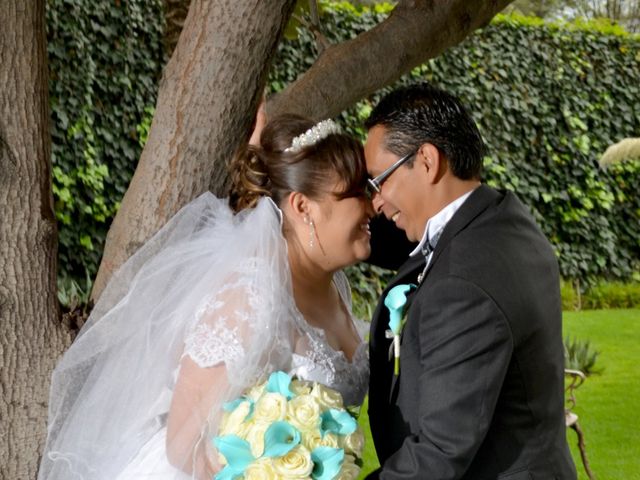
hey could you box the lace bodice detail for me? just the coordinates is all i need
[183,263,369,406]
[290,322,369,406]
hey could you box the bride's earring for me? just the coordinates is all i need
[304,215,315,248]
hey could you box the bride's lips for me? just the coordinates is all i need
[360,221,371,237]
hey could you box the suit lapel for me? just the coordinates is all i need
[385,185,501,402]
[369,255,422,403]
[369,254,423,405]
[369,254,424,339]
[419,185,500,284]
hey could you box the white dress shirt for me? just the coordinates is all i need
[411,188,476,280]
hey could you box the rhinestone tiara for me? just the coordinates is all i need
[284,119,342,153]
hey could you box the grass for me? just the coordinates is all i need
[357,309,640,479]
[563,309,640,479]
[358,396,379,477]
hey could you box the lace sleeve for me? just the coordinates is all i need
[167,269,273,478]
[183,275,258,369]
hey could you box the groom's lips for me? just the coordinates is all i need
[391,212,400,223]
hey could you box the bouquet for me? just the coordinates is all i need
[212,371,364,480]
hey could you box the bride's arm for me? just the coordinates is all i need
[166,284,254,479]
[248,97,267,146]
[166,358,227,479]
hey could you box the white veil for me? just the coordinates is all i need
[38,193,302,480]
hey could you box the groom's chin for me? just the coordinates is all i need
[403,229,418,243]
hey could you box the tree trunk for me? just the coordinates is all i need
[268,0,515,119]
[91,0,297,301]
[0,1,70,477]
[92,0,512,300]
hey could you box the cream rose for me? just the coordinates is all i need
[246,383,267,401]
[272,445,314,478]
[319,432,340,448]
[253,392,287,423]
[335,454,360,480]
[218,400,251,436]
[301,430,323,452]
[343,427,365,457]
[286,394,321,432]
[290,379,312,396]
[244,457,278,480]
[244,421,270,457]
[311,383,344,410]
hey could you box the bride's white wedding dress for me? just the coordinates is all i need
[39,194,369,480]
[115,275,369,480]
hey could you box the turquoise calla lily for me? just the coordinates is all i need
[311,446,344,480]
[212,435,255,479]
[214,465,244,480]
[222,397,255,421]
[262,421,301,458]
[384,283,416,375]
[320,409,357,437]
[222,398,244,412]
[266,371,295,399]
[384,284,415,335]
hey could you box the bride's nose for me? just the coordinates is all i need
[365,197,376,218]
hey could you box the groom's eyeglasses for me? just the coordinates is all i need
[366,149,418,197]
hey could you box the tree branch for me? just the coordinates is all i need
[307,0,330,54]
[91,0,296,301]
[268,0,514,120]
[293,12,330,54]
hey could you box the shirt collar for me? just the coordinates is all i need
[410,188,476,257]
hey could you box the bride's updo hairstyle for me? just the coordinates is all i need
[229,114,367,213]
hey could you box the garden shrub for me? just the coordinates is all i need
[561,279,580,311]
[581,281,640,309]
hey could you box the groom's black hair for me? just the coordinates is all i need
[365,83,486,180]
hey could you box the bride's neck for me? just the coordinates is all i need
[287,240,335,302]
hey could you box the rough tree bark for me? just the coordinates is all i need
[90,0,297,300]
[92,0,513,300]
[0,1,70,477]
[268,0,515,119]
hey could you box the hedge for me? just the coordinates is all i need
[47,1,639,297]
[46,0,165,288]
[271,3,640,288]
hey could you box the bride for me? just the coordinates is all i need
[38,113,374,480]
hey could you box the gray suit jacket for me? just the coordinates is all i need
[367,185,576,480]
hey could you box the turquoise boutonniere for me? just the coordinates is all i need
[384,284,416,376]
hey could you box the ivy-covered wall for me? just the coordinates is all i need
[46,0,165,290]
[47,1,639,295]
[271,4,640,285]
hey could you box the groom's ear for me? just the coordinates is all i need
[417,143,445,184]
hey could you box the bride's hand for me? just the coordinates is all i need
[248,97,267,147]
[195,440,220,480]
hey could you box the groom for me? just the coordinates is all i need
[364,84,576,479]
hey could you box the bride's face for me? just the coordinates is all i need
[309,182,374,270]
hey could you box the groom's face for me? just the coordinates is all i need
[364,126,430,242]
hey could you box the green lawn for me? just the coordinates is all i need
[564,309,640,479]
[357,309,640,479]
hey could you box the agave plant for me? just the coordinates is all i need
[564,336,601,376]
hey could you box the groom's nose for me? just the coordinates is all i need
[371,192,384,215]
